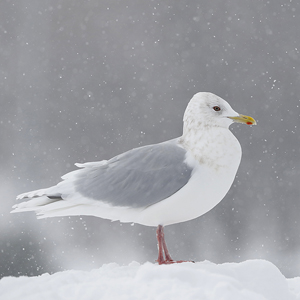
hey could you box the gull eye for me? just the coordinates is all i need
[213,106,221,111]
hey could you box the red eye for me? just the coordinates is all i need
[213,106,221,111]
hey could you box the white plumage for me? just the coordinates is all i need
[12,92,256,264]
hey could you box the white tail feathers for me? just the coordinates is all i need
[16,188,50,200]
[11,196,57,213]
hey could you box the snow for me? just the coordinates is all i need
[1,260,300,300]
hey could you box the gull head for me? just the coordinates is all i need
[183,92,256,130]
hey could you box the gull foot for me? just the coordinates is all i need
[157,259,195,265]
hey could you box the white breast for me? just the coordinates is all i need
[134,128,242,226]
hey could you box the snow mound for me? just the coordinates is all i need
[1,260,300,300]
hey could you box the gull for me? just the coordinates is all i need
[12,92,256,264]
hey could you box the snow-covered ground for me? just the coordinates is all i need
[1,259,300,300]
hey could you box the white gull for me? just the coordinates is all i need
[12,92,256,264]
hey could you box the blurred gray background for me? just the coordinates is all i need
[0,0,299,278]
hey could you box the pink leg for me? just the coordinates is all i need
[161,227,173,262]
[156,225,174,264]
[156,225,194,265]
[156,225,166,264]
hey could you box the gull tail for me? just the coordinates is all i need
[12,187,64,217]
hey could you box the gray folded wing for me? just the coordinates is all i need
[74,140,193,208]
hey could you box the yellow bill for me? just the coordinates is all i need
[228,114,257,125]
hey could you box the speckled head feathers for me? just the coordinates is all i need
[183,92,239,130]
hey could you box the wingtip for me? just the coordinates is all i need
[11,203,20,213]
